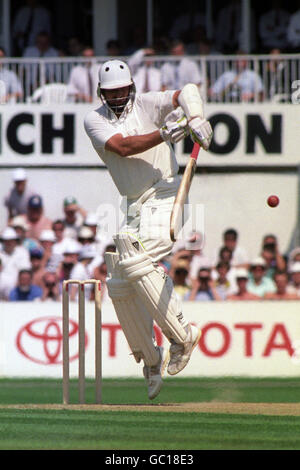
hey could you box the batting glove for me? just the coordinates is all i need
[189,117,213,151]
[160,107,189,144]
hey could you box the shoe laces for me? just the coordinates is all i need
[169,342,184,361]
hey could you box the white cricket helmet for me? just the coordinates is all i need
[97,59,135,115]
[98,60,133,90]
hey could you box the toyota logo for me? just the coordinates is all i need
[16,316,88,365]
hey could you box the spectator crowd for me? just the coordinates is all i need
[1,168,300,304]
[0,1,299,104]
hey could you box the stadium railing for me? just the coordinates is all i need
[0,53,299,104]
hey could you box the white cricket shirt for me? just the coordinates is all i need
[84,91,179,199]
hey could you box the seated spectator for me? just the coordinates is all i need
[0,227,31,299]
[57,239,81,291]
[185,267,221,301]
[152,35,170,55]
[169,243,193,277]
[287,262,300,298]
[9,268,43,301]
[67,36,84,57]
[258,1,290,52]
[67,47,99,103]
[287,247,300,272]
[52,219,66,244]
[247,257,276,298]
[4,168,35,221]
[161,39,202,91]
[170,259,191,301]
[212,261,233,300]
[41,269,61,301]
[69,245,98,300]
[77,226,96,247]
[106,39,122,56]
[83,213,110,256]
[264,48,289,102]
[287,6,300,51]
[75,225,103,278]
[261,234,286,276]
[223,228,249,267]
[72,244,97,278]
[261,245,277,279]
[83,213,98,235]
[128,48,162,93]
[186,34,221,56]
[62,196,87,239]
[217,246,233,265]
[9,215,38,252]
[23,31,59,88]
[227,268,260,301]
[51,219,69,254]
[213,246,238,291]
[0,48,23,103]
[184,231,211,283]
[39,229,56,268]
[213,228,249,268]
[24,194,52,241]
[30,247,45,287]
[264,271,299,300]
[209,52,264,102]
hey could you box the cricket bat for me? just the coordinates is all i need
[170,142,201,242]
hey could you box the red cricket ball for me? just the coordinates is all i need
[267,195,279,207]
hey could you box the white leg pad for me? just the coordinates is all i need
[113,234,188,344]
[105,252,160,366]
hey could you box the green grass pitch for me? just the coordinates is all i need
[1,377,300,450]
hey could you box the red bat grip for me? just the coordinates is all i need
[191,143,200,160]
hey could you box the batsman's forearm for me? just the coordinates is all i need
[119,131,163,157]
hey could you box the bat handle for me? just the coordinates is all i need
[191,143,200,160]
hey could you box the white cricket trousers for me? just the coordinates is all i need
[121,176,182,262]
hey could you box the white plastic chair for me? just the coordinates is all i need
[27,83,71,104]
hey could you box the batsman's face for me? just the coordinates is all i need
[102,86,130,108]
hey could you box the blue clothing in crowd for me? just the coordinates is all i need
[9,285,43,301]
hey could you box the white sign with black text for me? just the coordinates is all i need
[0,104,299,167]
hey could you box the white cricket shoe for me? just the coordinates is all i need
[143,347,168,400]
[167,324,201,376]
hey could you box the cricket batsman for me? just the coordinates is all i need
[84,59,213,400]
